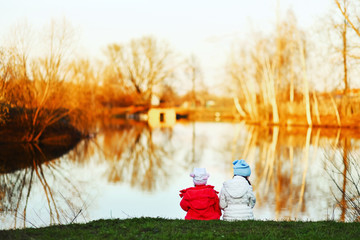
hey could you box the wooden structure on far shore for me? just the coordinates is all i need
[148,108,176,128]
[109,106,236,127]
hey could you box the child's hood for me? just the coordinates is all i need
[223,177,250,198]
[179,185,218,198]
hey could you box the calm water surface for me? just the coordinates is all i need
[0,121,358,229]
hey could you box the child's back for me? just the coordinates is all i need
[219,159,256,221]
[179,168,221,220]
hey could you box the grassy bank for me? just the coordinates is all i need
[0,218,359,240]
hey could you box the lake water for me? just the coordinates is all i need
[0,120,359,229]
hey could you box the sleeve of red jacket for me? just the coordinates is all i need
[180,195,190,211]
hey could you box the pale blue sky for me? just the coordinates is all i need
[0,0,333,89]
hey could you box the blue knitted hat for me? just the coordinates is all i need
[233,159,251,176]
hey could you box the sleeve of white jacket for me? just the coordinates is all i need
[219,187,227,209]
[248,186,256,208]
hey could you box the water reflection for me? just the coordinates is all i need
[0,141,87,229]
[325,143,360,222]
[238,126,318,220]
[1,121,359,229]
[98,118,176,191]
[232,124,360,221]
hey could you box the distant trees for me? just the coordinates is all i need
[227,2,360,127]
[184,54,205,108]
[227,11,309,124]
[334,0,360,56]
[27,19,76,141]
[0,21,185,142]
[158,83,182,107]
[332,0,360,116]
[3,3,360,139]
[103,36,176,106]
[66,58,100,133]
[0,19,89,142]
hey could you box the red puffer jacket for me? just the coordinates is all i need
[179,185,221,220]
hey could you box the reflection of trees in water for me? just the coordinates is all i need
[66,138,96,164]
[98,120,176,192]
[231,124,328,220]
[0,143,87,228]
[325,142,360,222]
[232,124,360,221]
[183,121,206,167]
[66,119,204,192]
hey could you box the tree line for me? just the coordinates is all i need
[227,0,360,126]
[1,0,360,143]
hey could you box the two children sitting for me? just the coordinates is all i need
[179,159,256,221]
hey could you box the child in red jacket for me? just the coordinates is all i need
[179,168,221,220]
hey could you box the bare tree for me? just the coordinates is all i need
[227,10,308,125]
[184,54,204,108]
[333,0,360,116]
[335,0,360,40]
[0,18,79,142]
[7,20,34,81]
[27,18,76,142]
[65,58,100,134]
[104,36,175,105]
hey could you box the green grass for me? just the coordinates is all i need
[0,218,359,240]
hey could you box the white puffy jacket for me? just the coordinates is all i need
[219,176,256,221]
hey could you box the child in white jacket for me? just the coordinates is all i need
[219,159,256,221]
